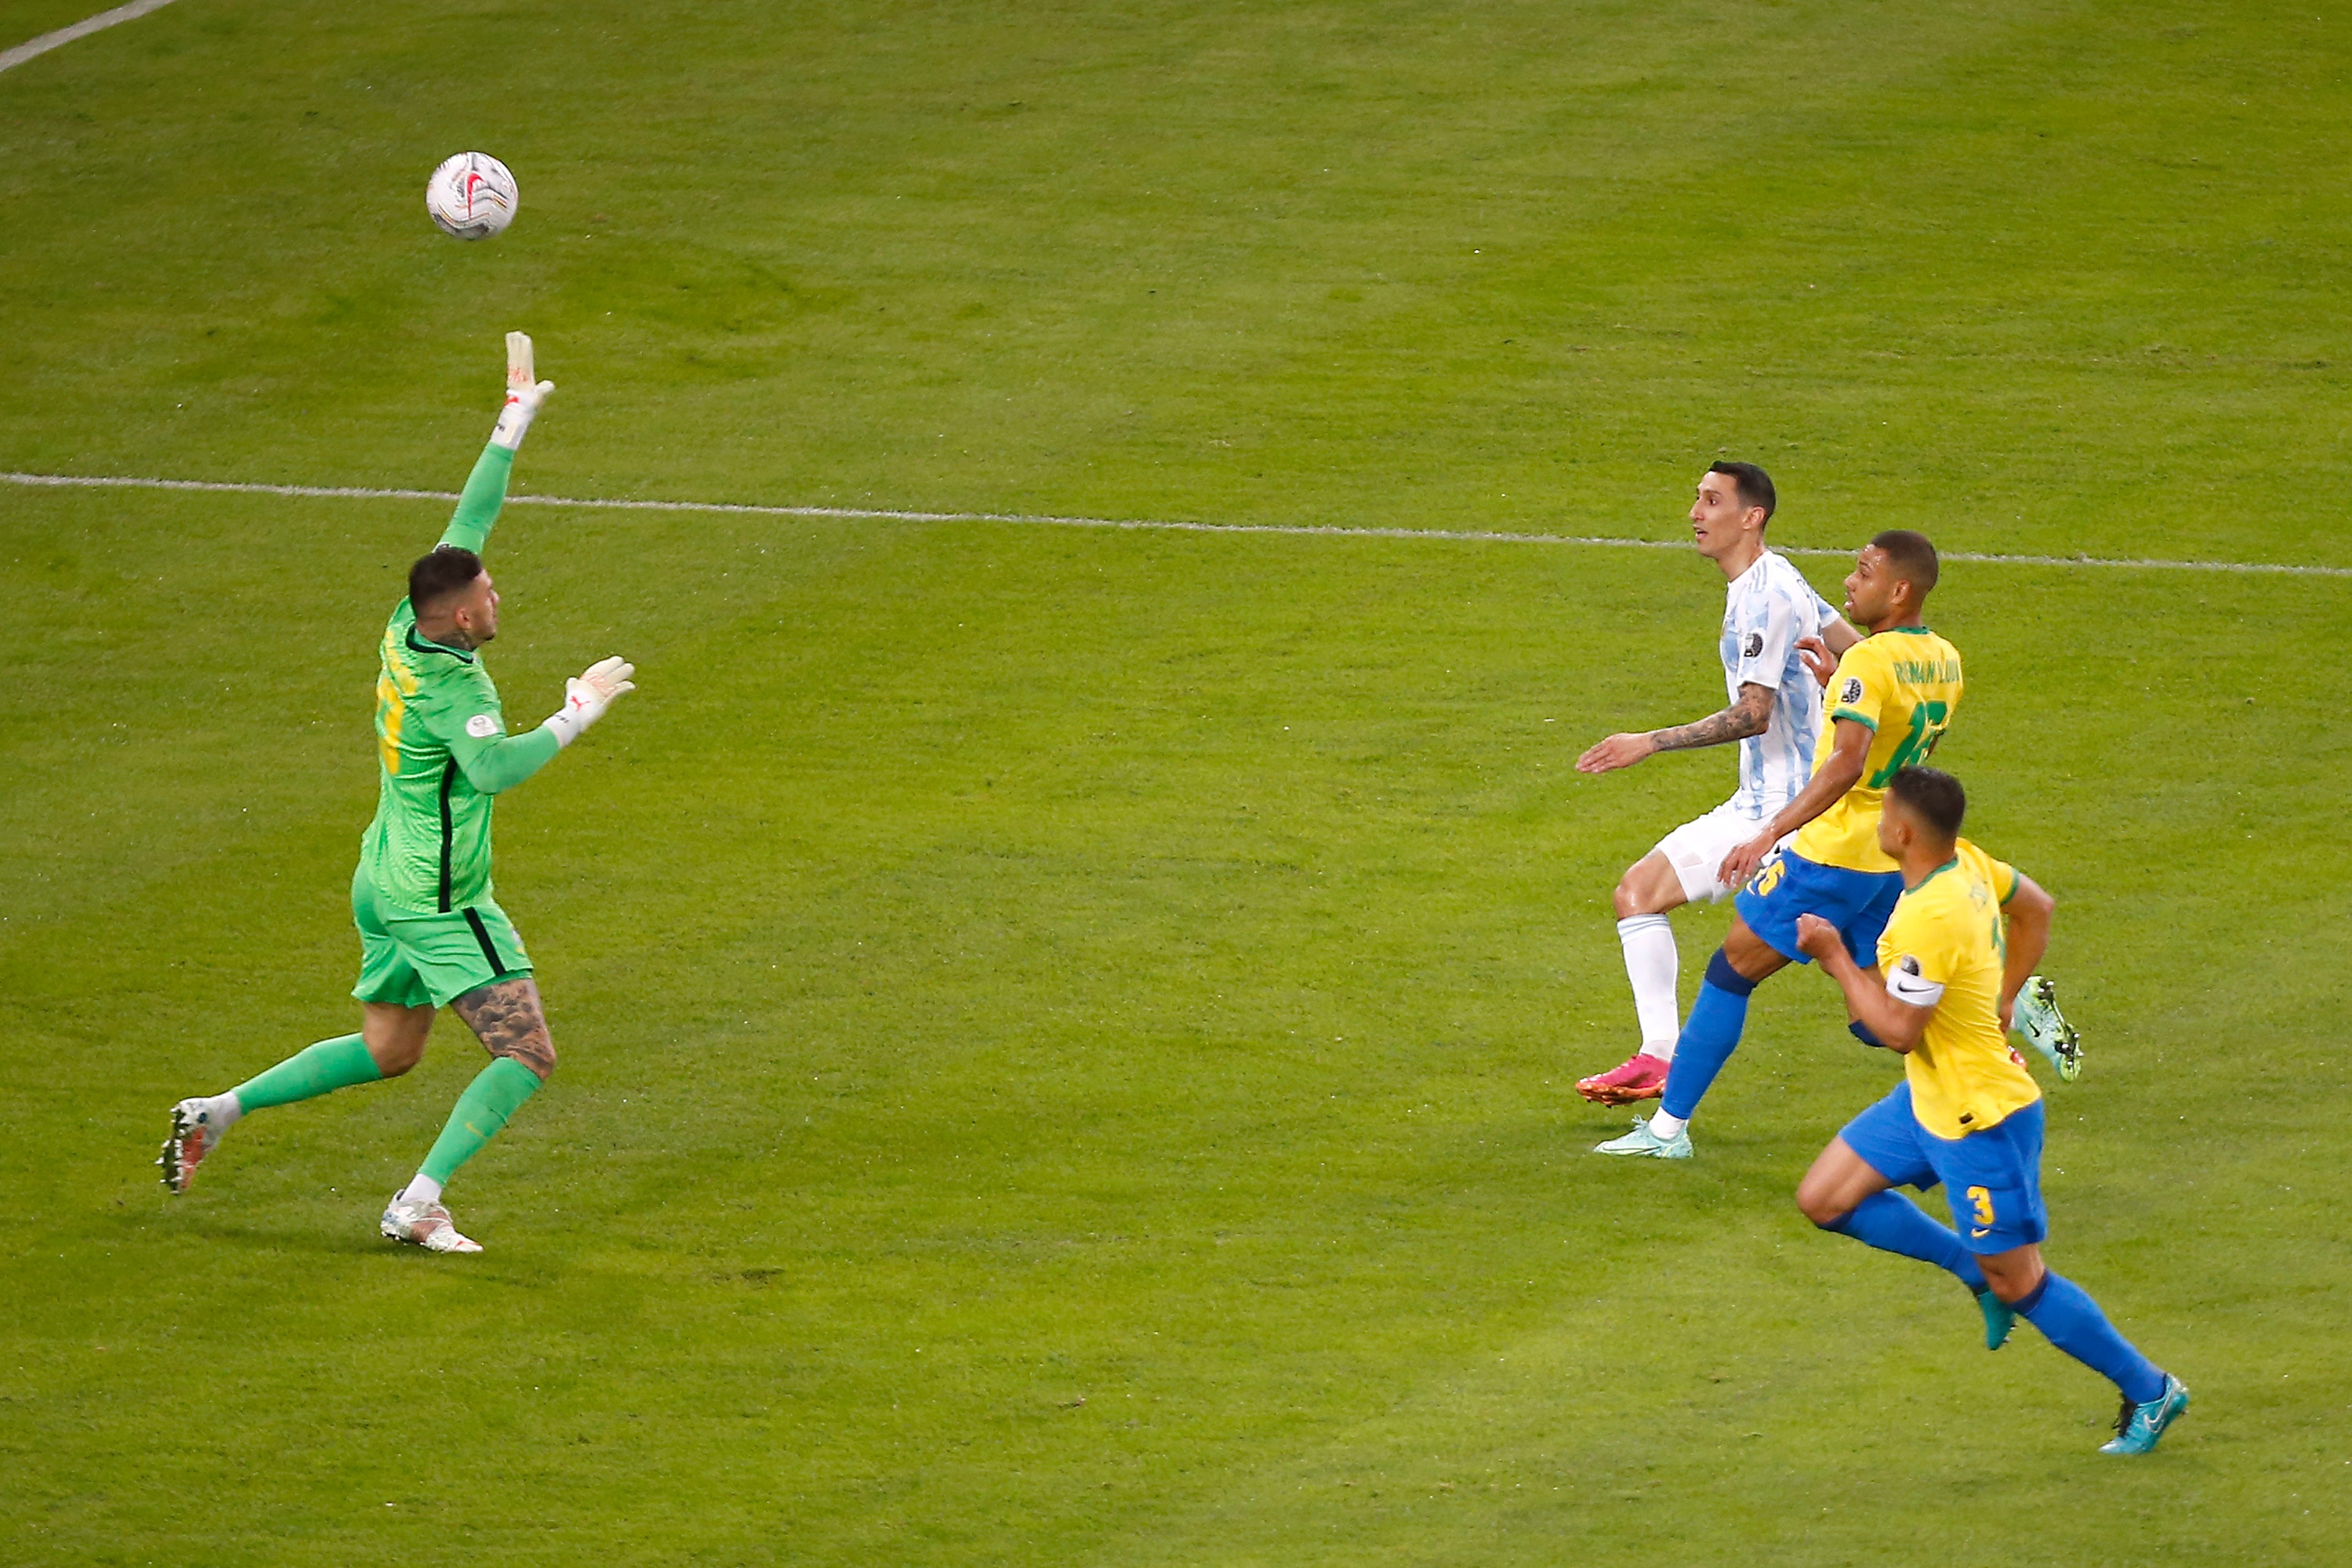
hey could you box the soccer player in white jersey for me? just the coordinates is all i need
[1572,463,1859,1105]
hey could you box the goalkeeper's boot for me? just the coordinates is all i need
[379,1192,484,1254]
[2100,1374,2190,1455]
[158,1098,229,1193]
[1976,1289,2017,1351]
[2013,975,2082,1082]
[1593,1118,1693,1159]
[1577,1052,1670,1105]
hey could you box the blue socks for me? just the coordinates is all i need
[1657,950,1755,1120]
[1820,1214,2167,1403]
[1821,1190,1988,1293]
[2016,1273,2167,1404]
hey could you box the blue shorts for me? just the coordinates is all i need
[1839,1080,2049,1254]
[1733,848,1902,966]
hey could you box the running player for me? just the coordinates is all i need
[1596,529,1956,1157]
[1792,767,2188,1454]
[1573,462,1857,1104]
[158,334,636,1254]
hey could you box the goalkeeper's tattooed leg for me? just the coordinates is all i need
[389,978,552,1235]
[451,976,557,1079]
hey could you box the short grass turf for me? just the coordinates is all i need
[3,2,2350,1564]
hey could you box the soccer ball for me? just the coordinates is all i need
[425,152,518,240]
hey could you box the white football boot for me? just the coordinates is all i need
[1593,1117,1694,1159]
[158,1098,231,1193]
[379,1192,484,1254]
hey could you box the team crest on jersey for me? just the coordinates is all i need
[465,713,499,738]
[1839,676,1864,705]
[1743,632,1764,659]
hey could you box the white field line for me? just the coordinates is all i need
[5,469,2347,579]
[0,0,179,74]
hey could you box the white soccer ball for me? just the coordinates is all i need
[425,152,518,240]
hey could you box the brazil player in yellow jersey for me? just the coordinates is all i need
[1793,767,2189,1454]
[158,335,637,1254]
[1599,531,1965,1157]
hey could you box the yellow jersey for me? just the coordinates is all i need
[1789,626,1964,873]
[1876,838,2041,1139]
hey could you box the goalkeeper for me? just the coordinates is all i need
[158,334,633,1254]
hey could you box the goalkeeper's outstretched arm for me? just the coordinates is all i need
[438,332,555,554]
[438,656,637,794]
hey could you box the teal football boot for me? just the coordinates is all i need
[1593,1119,1693,1159]
[2013,975,2082,1082]
[1976,1289,2016,1350]
[2100,1374,2190,1455]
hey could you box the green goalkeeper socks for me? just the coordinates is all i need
[230,1038,542,1189]
[232,1033,382,1111]
[419,1057,544,1186]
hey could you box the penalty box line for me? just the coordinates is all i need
[0,0,180,74]
[5,469,2349,579]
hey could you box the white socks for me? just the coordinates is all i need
[1649,1110,1688,1139]
[397,1174,444,1208]
[1617,913,1679,1061]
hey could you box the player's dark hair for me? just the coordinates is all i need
[1869,528,1940,599]
[1886,765,1965,840]
[409,546,485,616]
[1708,460,1776,522]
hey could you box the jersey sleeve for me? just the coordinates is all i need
[407,665,559,793]
[1732,579,1803,691]
[437,443,515,554]
[1827,641,1889,731]
[1884,953,1947,1009]
[1955,839,2020,905]
[1876,898,1953,1007]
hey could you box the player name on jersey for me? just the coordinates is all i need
[1795,626,1965,874]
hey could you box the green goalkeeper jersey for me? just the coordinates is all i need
[359,444,561,913]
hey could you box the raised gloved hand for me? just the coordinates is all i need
[490,331,556,452]
[540,656,635,747]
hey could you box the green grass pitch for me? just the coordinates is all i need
[3,1,2350,1562]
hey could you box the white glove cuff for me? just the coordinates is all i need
[540,710,582,748]
[491,399,535,452]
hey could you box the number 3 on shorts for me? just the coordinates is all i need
[1967,1185,1995,1227]
[1748,856,1785,898]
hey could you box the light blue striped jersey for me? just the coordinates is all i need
[1719,550,1839,818]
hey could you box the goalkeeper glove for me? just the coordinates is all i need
[490,330,556,452]
[540,656,635,747]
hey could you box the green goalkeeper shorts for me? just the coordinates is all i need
[350,863,533,1010]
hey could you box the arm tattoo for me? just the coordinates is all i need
[1647,685,1773,753]
[452,975,557,1079]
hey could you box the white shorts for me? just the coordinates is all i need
[1651,798,1770,905]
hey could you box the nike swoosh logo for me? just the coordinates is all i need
[1970,1228,1991,1238]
